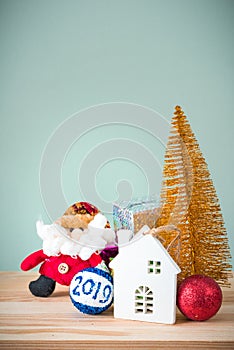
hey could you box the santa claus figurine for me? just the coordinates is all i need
[21,202,117,297]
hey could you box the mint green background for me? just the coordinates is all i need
[1,0,233,270]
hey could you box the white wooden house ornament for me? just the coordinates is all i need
[109,232,181,324]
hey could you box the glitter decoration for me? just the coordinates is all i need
[177,274,223,321]
[156,106,232,286]
[113,197,160,233]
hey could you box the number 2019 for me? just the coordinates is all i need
[72,275,112,304]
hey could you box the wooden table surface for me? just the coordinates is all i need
[0,271,234,349]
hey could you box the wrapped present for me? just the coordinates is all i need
[113,197,160,233]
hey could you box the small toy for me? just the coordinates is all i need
[20,202,116,297]
[70,262,113,314]
[109,226,181,324]
[177,274,223,321]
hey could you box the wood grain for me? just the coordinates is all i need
[0,271,234,349]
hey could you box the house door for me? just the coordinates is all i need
[135,286,153,314]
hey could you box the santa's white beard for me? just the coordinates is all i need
[39,227,84,257]
[36,219,116,260]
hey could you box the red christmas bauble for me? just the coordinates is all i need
[177,275,222,321]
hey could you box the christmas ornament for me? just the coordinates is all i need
[100,245,119,268]
[156,106,232,286]
[110,231,181,324]
[177,274,223,321]
[20,202,115,297]
[70,265,113,314]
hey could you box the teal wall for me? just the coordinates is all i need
[1,0,233,270]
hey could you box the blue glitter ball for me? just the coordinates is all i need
[70,267,113,314]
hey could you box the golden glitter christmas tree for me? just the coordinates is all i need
[156,106,232,286]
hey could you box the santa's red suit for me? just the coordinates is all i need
[21,249,102,286]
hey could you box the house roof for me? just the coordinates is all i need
[109,233,181,274]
